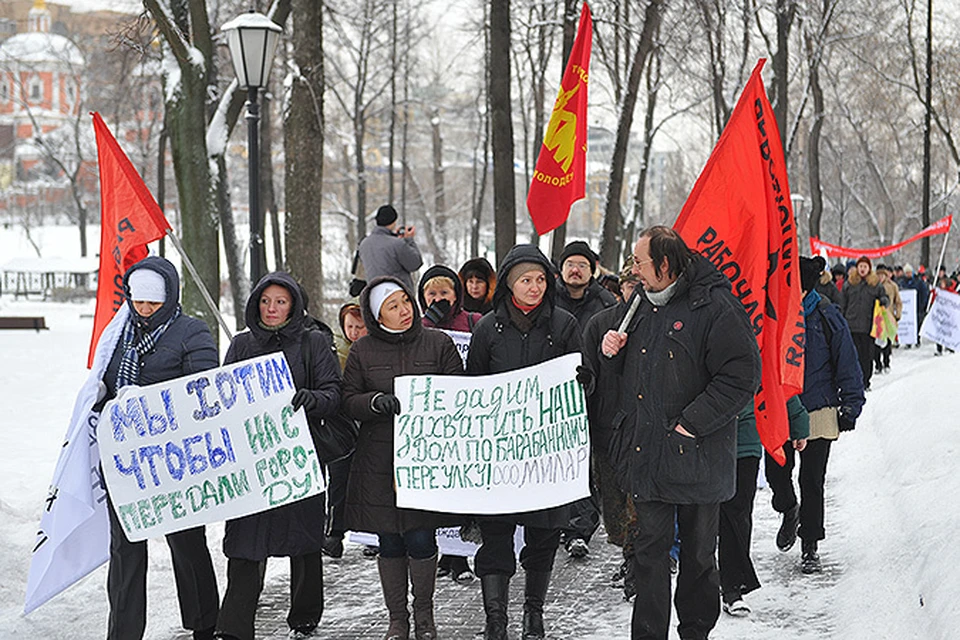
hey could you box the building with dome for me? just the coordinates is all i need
[0,0,85,188]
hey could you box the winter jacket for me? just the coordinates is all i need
[222,272,342,561]
[815,270,843,307]
[735,395,809,459]
[842,270,889,334]
[342,276,464,535]
[897,274,930,318]
[596,254,762,505]
[417,264,482,332]
[880,278,903,321]
[101,256,218,403]
[556,278,619,333]
[459,257,497,315]
[358,226,423,292]
[800,291,865,420]
[465,244,582,529]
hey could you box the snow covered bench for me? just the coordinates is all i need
[0,316,48,330]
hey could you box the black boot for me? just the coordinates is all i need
[522,570,550,639]
[801,540,822,574]
[480,574,510,640]
[776,503,800,552]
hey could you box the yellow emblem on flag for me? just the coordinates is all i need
[543,84,579,172]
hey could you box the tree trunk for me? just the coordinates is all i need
[490,0,516,263]
[431,108,446,245]
[285,0,325,309]
[166,68,220,342]
[627,49,661,259]
[216,154,247,329]
[805,27,825,243]
[599,0,662,267]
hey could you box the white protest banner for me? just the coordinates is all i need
[347,527,525,557]
[440,329,472,367]
[920,289,960,350]
[99,352,324,542]
[393,353,589,514]
[898,289,918,346]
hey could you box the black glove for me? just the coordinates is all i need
[371,393,402,415]
[838,407,856,432]
[291,389,318,413]
[349,278,367,298]
[576,365,596,397]
[423,299,452,325]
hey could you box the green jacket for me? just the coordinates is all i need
[735,395,810,458]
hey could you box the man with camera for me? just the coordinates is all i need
[356,204,423,294]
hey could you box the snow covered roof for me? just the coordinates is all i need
[0,32,85,68]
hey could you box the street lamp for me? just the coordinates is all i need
[790,192,806,251]
[222,11,282,285]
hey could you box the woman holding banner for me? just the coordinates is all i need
[216,272,342,640]
[95,256,220,640]
[465,244,582,640]
[342,275,463,640]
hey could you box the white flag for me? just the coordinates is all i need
[23,306,128,614]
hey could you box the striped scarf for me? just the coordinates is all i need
[116,306,181,389]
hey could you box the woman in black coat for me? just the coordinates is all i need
[342,276,463,640]
[216,272,341,640]
[98,256,220,640]
[465,244,582,640]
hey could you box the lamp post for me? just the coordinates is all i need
[222,11,282,285]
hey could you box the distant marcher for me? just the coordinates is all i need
[581,256,641,599]
[466,244,583,640]
[719,396,809,617]
[342,277,464,640]
[816,261,843,306]
[96,256,220,640]
[841,256,888,391]
[358,204,423,292]
[418,264,483,333]
[874,265,902,373]
[217,272,342,640]
[323,302,370,560]
[416,264,481,585]
[459,257,497,315]
[554,241,617,559]
[597,227,761,640]
[897,264,930,348]
[765,256,865,575]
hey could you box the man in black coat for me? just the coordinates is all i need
[598,227,761,640]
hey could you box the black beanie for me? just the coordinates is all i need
[559,241,597,273]
[800,256,826,294]
[376,204,398,227]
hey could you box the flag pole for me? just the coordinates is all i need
[926,224,951,314]
[164,230,234,341]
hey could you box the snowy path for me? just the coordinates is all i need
[1,298,957,639]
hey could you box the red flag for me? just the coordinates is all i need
[88,112,171,367]
[811,215,952,259]
[673,60,804,464]
[526,3,592,235]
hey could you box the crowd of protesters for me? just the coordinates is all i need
[92,204,956,640]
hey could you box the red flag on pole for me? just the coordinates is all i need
[673,60,804,464]
[811,215,952,259]
[527,3,592,235]
[88,111,171,367]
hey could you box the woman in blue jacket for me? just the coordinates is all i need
[765,256,866,574]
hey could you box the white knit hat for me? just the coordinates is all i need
[128,268,167,303]
[369,281,404,321]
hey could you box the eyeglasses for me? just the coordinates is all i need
[632,255,654,267]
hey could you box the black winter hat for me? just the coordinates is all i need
[376,204,398,227]
[559,240,597,273]
[800,256,826,294]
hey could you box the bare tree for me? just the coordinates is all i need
[491,0,517,263]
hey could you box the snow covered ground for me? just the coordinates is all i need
[2,224,958,638]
